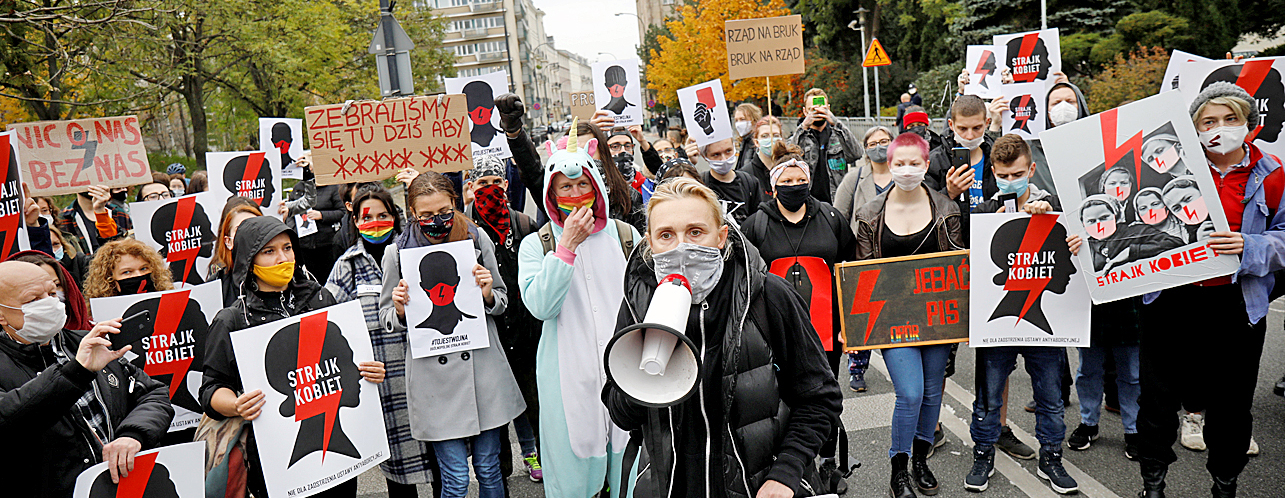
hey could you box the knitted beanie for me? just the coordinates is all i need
[1188,81,1259,130]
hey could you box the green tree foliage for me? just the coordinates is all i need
[1085,46,1169,113]
[1089,11,1196,67]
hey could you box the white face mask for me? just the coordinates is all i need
[1199,125,1249,155]
[735,121,752,137]
[0,296,66,344]
[708,155,737,175]
[957,134,984,150]
[890,165,926,191]
[652,242,724,303]
[1049,101,1079,127]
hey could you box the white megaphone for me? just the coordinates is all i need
[604,274,703,407]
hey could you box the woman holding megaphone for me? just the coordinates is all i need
[603,177,842,498]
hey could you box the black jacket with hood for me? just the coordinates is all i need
[0,328,173,498]
[603,229,842,498]
[926,132,996,246]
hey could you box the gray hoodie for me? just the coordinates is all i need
[1025,81,1091,197]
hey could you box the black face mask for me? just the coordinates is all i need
[111,190,128,202]
[613,152,635,178]
[116,273,155,295]
[775,183,810,212]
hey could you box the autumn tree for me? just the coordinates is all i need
[1085,46,1168,113]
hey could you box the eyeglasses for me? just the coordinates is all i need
[608,143,635,153]
[142,191,173,202]
[414,210,452,222]
[867,138,892,147]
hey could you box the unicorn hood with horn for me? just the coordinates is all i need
[542,117,611,233]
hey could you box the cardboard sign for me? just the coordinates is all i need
[261,118,305,180]
[677,79,734,147]
[965,45,1003,99]
[6,115,151,196]
[968,213,1092,347]
[592,59,645,126]
[569,91,598,121]
[1160,49,1210,94]
[1000,82,1048,140]
[207,150,283,221]
[230,301,390,498]
[399,240,489,358]
[1040,91,1239,303]
[0,132,29,260]
[836,250,971,351]
[89,282,222,433]
[992,28,1061,84]
[445,71,513,161]
[129,192,223,286]
[1177,57,1285,159]
[305,95,472,185]
[862,38,891,68]
[73,442,204,498]
[724,15,805,80]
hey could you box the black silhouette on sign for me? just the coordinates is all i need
[271,122,296,168]
[149,197,215,285]
[265,316,362,467]
[1201,62,1285,142]
[122,291,208,413]
[601,65,635,114]
[417,251,477,334]
[1005,33,1052,82]
[221,152,276,208]
[464,80,500,148]
[88,458,179,498]
[987,216,1076,334]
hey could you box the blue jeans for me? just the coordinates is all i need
[432,427,506,498]
[884,344,951,457]
[1076,344,1140,432]
[971,347,1066,451]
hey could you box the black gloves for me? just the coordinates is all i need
[495,92,525,134]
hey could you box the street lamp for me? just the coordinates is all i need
[597,51,617,61]
[848,7,870,118]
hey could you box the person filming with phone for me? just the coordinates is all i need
[0,260,174,497]
[789,88,862,204]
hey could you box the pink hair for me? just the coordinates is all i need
[887,132,930,163]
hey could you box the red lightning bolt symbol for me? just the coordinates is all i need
[113,449,157,498]
[1013,33,1040,83]
[168,196,199,284]
[849,269,886,344]
[145,290,194,399]
[295,311,341,464]
[240,152,265,203]
[1013,95,1034,132]
[1235,59,1273,141]
[1100,108,1144,182]
[0,134,19,260]
[1002,215,1058,324]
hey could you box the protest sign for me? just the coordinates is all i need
[1177,56,1285,160]
[569,91,598,121]
[836,250,971,351]
[261,118,305,180]
[0,132,29,260]
[992,28,1061,84]
[592,59,644,126]
[1041,91,1239,303]
[207,150,283,220]
[6,115,150,196]
[305,95,472,185]
[969,213,1092,347]
[90,282,222,433]
[1000,82,1048,140]
[1160,49,1210,94]
[724,15,805,80]
[965,45,1003,99]
[677,79,734,147]
[230,300,389,498]
[445,71,513,161]
[73,442,204,498]
[399,240,489,358]
[129,192,223,286]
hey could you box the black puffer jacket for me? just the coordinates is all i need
[603,230,842,498]
[0,329,173,498]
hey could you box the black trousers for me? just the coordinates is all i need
[1136,284,1266,480]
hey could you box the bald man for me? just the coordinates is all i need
[0,261,173,498]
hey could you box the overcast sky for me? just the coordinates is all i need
[536,0,641,73]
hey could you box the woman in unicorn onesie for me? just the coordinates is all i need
[518,121,641,498]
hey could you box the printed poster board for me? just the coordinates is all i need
[677,78,734,147]
[6,115,151,196]
[592,59,644,127]
[1160,49,1210,94]
[230,300,390,498]
[207,150,283,221]
[569,91,597,121]
[399,240,489,358]
[89,282,222,433]
[1040,91,1240,303]
[0,131,30,260]
[445,71,513,161]
[261,118,305,180]
[129,192,223,286]
[724,15,805,80]
[1000,82,1048,140]
[1177,56,1285,161]
[836,250,971,351]
[992,28,1061,84]
[968,213,1092,347]
[305,95,472,185]
[72,442,204,498]
[965,45,1003,99]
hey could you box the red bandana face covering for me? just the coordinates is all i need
[426,282,457,306]
[474,184,511,243]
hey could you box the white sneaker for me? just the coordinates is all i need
[1180,412,1206,451]
[1248,436,1260,456]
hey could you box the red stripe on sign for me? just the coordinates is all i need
[168,197,199,283]
[294,312,341,463]
[1014,33,1040,82]
[1235,59,1273,96]
[1100,108,1144,182]
[145,290,194,399]
[0,134,16,260]
[240,152,265,202]
[114,451,158,498]
[1002,215,1058,323]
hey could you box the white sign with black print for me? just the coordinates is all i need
[992,28,1061,84]
[1040,91,1239,303]
[1176,56,1285,162]
[128,192,224,287]
[72,442,204,498]
[260,118,305,179]
[964,45,1003,99]
[1159,49,1210,94]
[399,240,490,358]
[677,78,734,147]
[592,58,644,126]
[999,82,1048,141]
[445,70,513,161]
[206,149,283,220]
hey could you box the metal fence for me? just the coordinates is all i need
[661,115,948,141]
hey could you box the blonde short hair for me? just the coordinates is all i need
[804,88,827,102]
[1193,96,1250,127]
[645,177,726,231]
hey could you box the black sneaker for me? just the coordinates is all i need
[1037,447,1080,494]
[964,445,995,492]
[1066,424,1099,451]
[849,373,867,392]
[1124,433,1141,461]
[926,427,946,458]
[996,426,1035,460]
[1275,374,1285,397]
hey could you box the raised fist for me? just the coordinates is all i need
[494,93,525,133]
